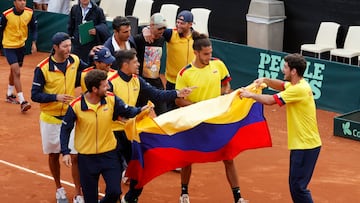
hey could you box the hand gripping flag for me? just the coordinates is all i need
[124,83,272,188]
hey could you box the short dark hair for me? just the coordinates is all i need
[192,31,211,51]
[113,49,137,70]
[84,69,108,92]
[112,16,131,31]
[284,53,307,77]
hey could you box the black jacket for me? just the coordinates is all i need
[68,2,110,62]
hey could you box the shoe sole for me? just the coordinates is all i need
[21,104,31,112]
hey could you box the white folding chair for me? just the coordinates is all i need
[300,22,340,59]
[100,0,127,21]
[132,0,154,26]
[159,4,179,29]
[69,0,77,9]
[190,8,211,35]
[330,26,360,65]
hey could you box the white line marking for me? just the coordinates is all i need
[0,159,105,197]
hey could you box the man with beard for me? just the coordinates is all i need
[175,32,248,203]
[239,53,321,203]
[60,69,149,203]
[31,32,88,203]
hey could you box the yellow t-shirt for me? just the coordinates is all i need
[85,99,100,112]
[274,79,322,150]
[175,58,231,103]
[2,7,34,48]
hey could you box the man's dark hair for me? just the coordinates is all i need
[284,53,307,77]
[192,31,211,51]
[113,49,137,70]
[84,69,108,92]
[112,16,131,31]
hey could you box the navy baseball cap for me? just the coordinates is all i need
[52,32,71,45]
[93,47,115,64]
[177,10,193,23]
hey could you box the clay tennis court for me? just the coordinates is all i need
[1,52,359,203]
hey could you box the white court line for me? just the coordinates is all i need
[0,159,105,197]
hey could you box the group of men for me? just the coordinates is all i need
[1,1,322,203]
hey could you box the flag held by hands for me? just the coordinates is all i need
[125,83,272,188]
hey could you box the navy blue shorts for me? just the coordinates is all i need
[2,47,25,67]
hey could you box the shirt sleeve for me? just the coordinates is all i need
[278,83,307,105]
[31,67,57,103]
[216,60,232,85]
[113,95,141,119]
[139,77,177,102]
[0,14,7,47]
[29,12,38,42]
[60,106,77,155]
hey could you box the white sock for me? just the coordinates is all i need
[17,92,25,103]
[7,85,15,96]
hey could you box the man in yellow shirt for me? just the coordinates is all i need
[175,32,247,203]
[240,53,321,203]
[1,0,37,112]
[142,10,195,111]
[31,32,88,203]
[61,69,149,203]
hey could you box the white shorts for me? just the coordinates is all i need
[40,120,77,154]
[47,0,70,14]
[33,0,49,3]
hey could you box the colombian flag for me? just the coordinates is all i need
[124,84,272,188]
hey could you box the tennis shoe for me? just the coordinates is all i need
[121,196,138,203]
[20,101,31,112]
[179,194,190,203]
[237,197,249,203]
[6,94,20,104]
[73,195,84,203]
[56,187,69,203]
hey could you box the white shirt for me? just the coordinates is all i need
[111,35,131,52]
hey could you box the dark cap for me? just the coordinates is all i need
[93,47,115,64]
[51,32,71,45]
[177,10,193,23]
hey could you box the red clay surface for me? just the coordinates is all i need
[1,52,360,203]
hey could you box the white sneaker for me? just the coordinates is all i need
[237,197,249,203]
[121,196,127,203]
[173,168,182,173]
[179,194,190,203]
[56,187,69,203]
[73,195,84,203]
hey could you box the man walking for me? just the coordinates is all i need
[1,0,37,112]
[31,32,88,203]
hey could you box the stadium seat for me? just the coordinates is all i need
[190,8,211,35]
[126,15,139,36]
[159,4,179,28]
[132,0,154,26]
[330,26,360,65]
[100,0,127,21]
[300,22,340,59]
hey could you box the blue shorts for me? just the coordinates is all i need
[2,47,25,67]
